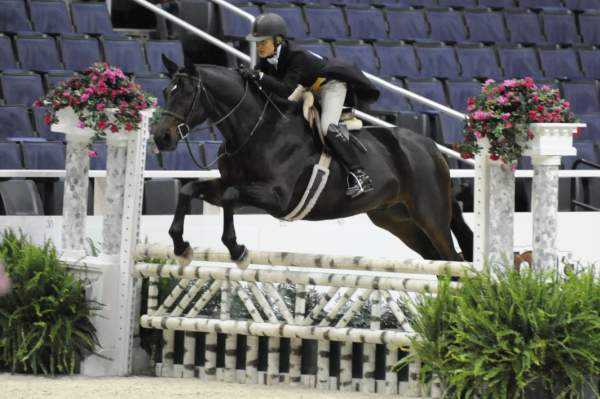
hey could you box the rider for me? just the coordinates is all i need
[241,13,380,198]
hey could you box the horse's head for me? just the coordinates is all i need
[151,55,210,151]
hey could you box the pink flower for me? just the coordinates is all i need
[474,130,482,139]
[34,99,44,107]
[503,79,518,87]
[80,93,90,102]
[0,262,11,296]
[62,90,70,97]
[532,95,540,102]
[97,119,107,130]
[125,122,134,131]
[497,96,508,105]
[563,101,570,108]
[500,112,510,120]
[88,149,97,157]
[96,82,108,95]
[43,114,53,125]
[96,102,105,111]
[511,163,517,172]
[110,124,118,133]
[489,153,499,161]
[505,121,513,129]
[78,121,86,129]
[472,111,492,121]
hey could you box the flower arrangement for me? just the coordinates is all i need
[454,77,579,167]
[35,63,156,140]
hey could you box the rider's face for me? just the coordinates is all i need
[256,38,276,59]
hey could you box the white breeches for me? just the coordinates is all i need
[316,80,347,135]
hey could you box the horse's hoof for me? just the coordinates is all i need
[233,246,250,270]
[175,244,193,267]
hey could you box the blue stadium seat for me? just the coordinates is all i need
[162,141,202,170]
[437,0,477,7]
[463,8,508,44]
[32,107,64,141]
[405,78,448,113]
[145,151,162,170]
[219,3,261,40]
[30,0,73,34]
[59,34,103,72]
[71,2,114,35]
[426,8,468,44]
[414,42,460,79]
[145,40,184,73]
[21,141,65,169]
[518,0,564,8]
[445,79,481,113]
[345,6,387,41]
[563,141,600,169]
[304,5,348,40]
[0,180,44,215]
[561,80,600,114]
[0,142,23,169]
[134,73,170,108]
[476,0,515,7]
[497,44,543,79]
[369,77,411,113]
[541,9,580,46]
[332,41,378,75]
[0,34,17,70]
[538,46,582,80]
[578,11,600,46]
[0,70,44,107]
[398,0,438,6]
[102,37,148,74]
[577,46,600,80]
[201,141,223,170]
[143,179,181,215]
[296,40,334,59]
[455,43,502,80]
[44,70,77,91]
[385,8,428,42]
[576,114,600,141]
[374,42,420,78]
[261,4,308,40]
[89,142,107,170]
[504,9,545,45]
[0,105,35,139]
[15,34,62,72]
[563,0,600,10]
[0,0,32,33]
[188,124,214,141]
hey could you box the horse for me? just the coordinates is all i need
[151,55,473,267]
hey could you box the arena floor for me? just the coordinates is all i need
[0,374,390,399]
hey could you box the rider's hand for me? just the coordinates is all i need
[239,66,261,81]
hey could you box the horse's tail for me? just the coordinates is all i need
[450,198,473,262]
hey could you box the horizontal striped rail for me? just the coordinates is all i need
[140,315,418,346]
[135,262,458,293]
[136,244,472,277]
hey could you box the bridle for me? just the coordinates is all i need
[160,70,282,169]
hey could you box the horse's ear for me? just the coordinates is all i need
[162,54,179,77]
[184,57,197,76]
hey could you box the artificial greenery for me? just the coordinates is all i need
[398,265,600,398]
[0,229,98,375]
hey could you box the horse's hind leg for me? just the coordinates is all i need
[411,203,463,262]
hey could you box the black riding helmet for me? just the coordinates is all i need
[246,13,287,42]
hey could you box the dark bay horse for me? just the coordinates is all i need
[151,56,473,266]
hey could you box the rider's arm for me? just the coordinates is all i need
[258,52,306,98]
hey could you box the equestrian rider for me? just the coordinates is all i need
[240,13,380,198]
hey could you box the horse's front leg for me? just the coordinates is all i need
[221,186,250,268]
[169,179,223,265]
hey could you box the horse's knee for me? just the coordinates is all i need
[222,187,240,206]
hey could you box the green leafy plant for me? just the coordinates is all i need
[398,265,600,398]
[0,229,99,375]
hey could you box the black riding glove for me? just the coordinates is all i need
[239,66,261,81]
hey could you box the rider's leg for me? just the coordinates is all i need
[319,80,373,198]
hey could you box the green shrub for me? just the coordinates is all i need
[0,229,98,375]
[398,265,600,399]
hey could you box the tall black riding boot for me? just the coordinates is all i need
[325,123,373,198]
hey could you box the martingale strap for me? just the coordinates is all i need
[282,151,332,222]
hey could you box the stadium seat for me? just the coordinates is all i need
[143,179,181,215]
[219,3,261,40]
[134,73,170,108]
[369,77,411,113]
[578,11,600,46]
[426,8,468,44]
[518,0,564,8]
[463,8,508,44]
[385,8,428,42]
[564,0,600,11]
[21,141,65,169]
[59,34,103,72]
[541,9,580,46]
[332,41,378,75]
[0,105,35,139]
[374,42,420,78]
[32,107,64,141]
[576,114,600,141]
[405,78,448,113]
[44,70,77,91]
[398,0,438,6]
[145,40,184,73]
[477,0,515,7]
[0,180,44,215]
[0,34,17,70]
[145,150,162,170]
[161,141,202,170]
[102,36,148,74]
[0,0,32,33]
[296,40,334,59]
[563,141,600,169]
[445,79,481,113]
[15,34,63,72]
[414,42,460,79]
[304,5,348,40]
[261,4,308,40]
[71,2,115,35]
[201,141,223,170]
[0,70,44,107]
[577,45,600,80]
[188,124,214,141]
[30,0,73,34]
[504,9,545,45]
[455,43,502,80]
[538,46,582,80]
[496,44,543,79]
[89,142,107,170]
[345,5,387,41]
[437,0,477,8]
[0,142,23,169]
[561,80,600,114]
